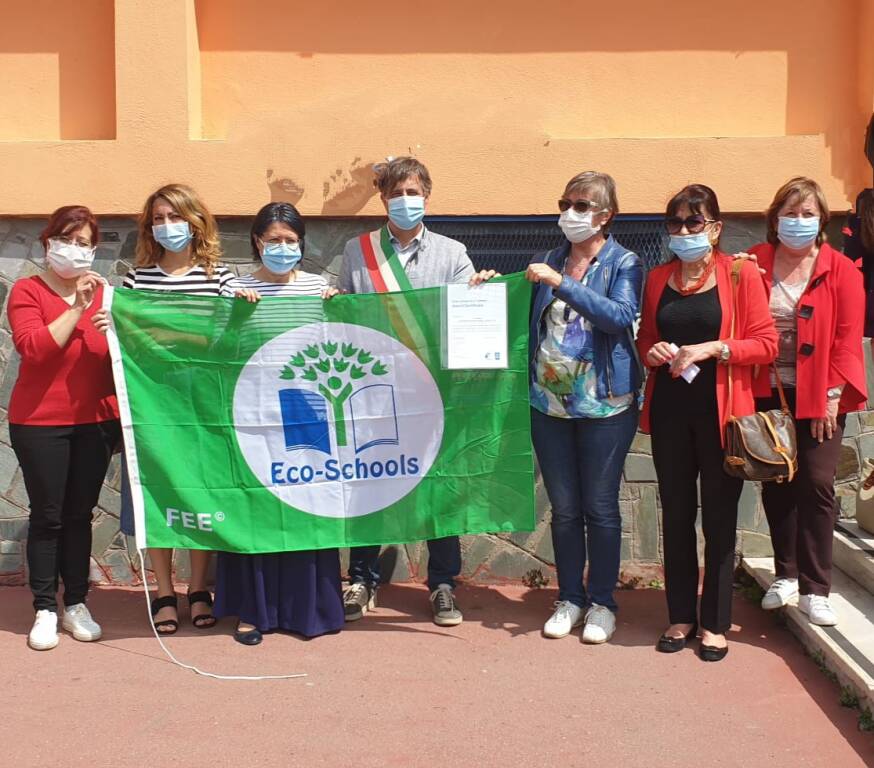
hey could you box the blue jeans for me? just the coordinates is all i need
[349,537,461,591]
[531,403,638,611]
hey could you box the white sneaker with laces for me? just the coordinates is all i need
[28,610,59,651]
[798,594,838,626]
[62,603,102,641]
[543,600,584,639]
[581,604,616,644]
[761,578,798,610]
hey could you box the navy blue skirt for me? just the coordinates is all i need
[213,549,344,637]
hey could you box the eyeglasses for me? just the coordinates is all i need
[664,215,717,235]
[558,199,604,214]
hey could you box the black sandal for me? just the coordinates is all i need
[150,595,179,635]
[187,590,217,629]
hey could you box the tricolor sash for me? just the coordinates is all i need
[358,226,415,293]
[358,226,435,366]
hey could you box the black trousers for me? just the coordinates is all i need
[757,389,845,596]
[651,397,743,634]
[10,421,120,612]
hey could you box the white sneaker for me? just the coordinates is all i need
[62,603,102,641]
[28,610,59,651]
[798,594,838,626]
[543,600,584,638]
[761,578,798,610]
[581,604,616,644]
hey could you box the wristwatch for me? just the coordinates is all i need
[719,343,731,362]
[827,386,843,400]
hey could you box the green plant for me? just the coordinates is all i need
[808,649,838,683]
[859,708,874,732]
[840,686,860,709]
[280,341,389,447]
[647,578,664,590]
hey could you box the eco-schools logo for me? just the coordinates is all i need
[233,322,444,518]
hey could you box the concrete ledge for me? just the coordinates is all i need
[834,521,874,595]
[742,557,874,714]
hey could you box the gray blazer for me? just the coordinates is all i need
[338,226,475,294]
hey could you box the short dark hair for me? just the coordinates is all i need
[250,202,306,261]
[666,183,721,222]
[40,205,100,249]
[373,156,433,198]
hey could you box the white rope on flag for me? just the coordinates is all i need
[136,549,307,681]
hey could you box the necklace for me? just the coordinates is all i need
[673,257,715,296]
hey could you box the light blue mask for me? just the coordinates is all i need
[261,242,302,275]
[669,232,713,262]
[387,195,425,231]
[152,221,193,253]
[777,216,820,250]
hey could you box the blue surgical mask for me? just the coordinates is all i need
[387,195,425,231]
[777,216,820,250]
[261,242,302,275]
[152,221,193,253]
[669,232,713,262]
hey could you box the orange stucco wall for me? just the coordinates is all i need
[0,0,871,216]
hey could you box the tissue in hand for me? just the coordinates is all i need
[667,343,700,383]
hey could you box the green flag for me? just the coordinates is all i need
[107,274,535,553]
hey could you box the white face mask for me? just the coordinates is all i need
[46,239,95,279]
[558,208,601,244]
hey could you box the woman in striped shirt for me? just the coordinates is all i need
[213,202,345,645]
[95,183,232,634]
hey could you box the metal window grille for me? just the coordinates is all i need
[426,215,668,273]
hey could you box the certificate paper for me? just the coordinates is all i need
[442,282,508,369]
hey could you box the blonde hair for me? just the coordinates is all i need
[135,183,222,276]
[765,176,830,247]
[563,171,619,232]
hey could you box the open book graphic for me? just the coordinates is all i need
[278,389,331,454]
[349,384,399,453]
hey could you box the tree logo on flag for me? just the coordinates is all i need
[232,322,444,518]
[277,341,394,452]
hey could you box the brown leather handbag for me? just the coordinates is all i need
[723,261,798,483]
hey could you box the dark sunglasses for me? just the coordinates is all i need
[664,215,717,235]
[558,198,603,214]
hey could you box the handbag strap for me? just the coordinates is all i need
[727,260,790,417]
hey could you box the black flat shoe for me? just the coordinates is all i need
[699,643,729,662]
[233,623,263,646]
[656,623,698,653]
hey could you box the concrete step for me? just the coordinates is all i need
[742,556,874,714]
[834,520,874,595]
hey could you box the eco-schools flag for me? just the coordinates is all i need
[106,275,535,553]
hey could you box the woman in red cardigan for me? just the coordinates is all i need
[637,184,777,662]
[751,177,866,627]
[7,206,120,651]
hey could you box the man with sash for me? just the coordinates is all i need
[337,156,493,626]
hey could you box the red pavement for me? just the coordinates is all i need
[2,583,872,768]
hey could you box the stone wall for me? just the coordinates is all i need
[0,215,869,588]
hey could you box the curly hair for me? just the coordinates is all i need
[135,184,222,276]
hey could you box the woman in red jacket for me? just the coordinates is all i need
[638,184,777,662]
[751,177,866,627]
[7,206,120,651]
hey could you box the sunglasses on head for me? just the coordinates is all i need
[558,198,603,214]
[664,214,717,235]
